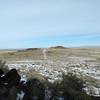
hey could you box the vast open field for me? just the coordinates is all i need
[0,46,100,96]
[0,47,100,62]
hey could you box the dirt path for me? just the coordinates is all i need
[42,48,48,59]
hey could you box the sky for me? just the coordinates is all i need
[0,0,100,48]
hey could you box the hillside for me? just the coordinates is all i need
[0,47,100,96]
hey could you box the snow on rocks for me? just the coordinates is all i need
[7,59,100,96]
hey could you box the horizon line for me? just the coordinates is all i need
[0,45,100,49]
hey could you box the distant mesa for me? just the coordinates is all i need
[17,46,66,52]
[25,48,39,50]
[17,48,39,52]
[50,46,66,49]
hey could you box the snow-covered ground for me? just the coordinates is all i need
[7,56,100,96]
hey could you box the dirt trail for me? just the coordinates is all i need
[42,48,48,59]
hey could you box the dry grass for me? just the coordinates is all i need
[0,47,100,62]
[0,47,100,87]
[0,49,43,61]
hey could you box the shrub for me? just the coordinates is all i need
[51,73,91,100]
[0,60,9,74]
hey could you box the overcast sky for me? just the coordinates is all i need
[0,0,100,48]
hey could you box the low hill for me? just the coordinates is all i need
[50,46,66,49]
